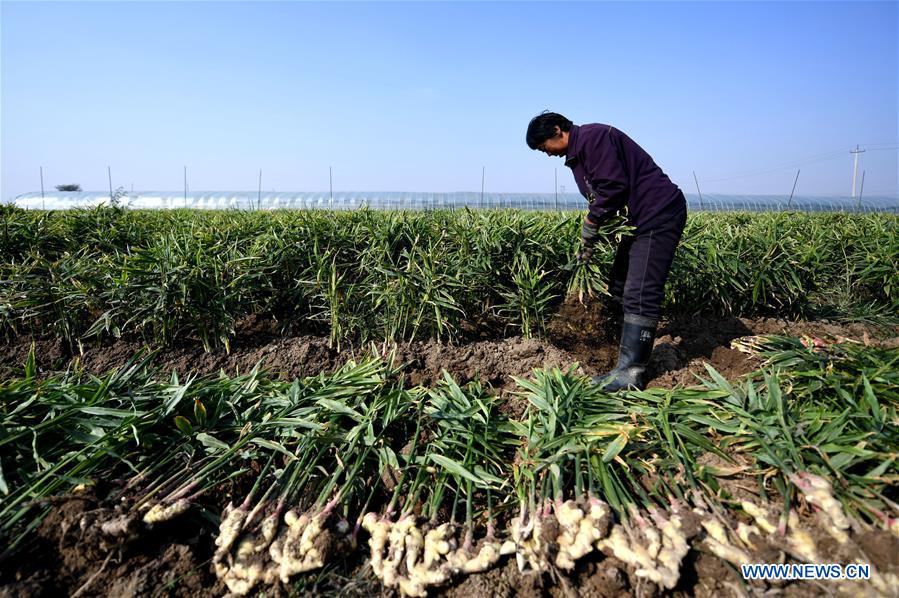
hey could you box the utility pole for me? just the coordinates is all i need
[851,145,865,198]
[693,170,703,211]
[481,166,487,208]
[554,168,559,211]
[857,170,866,210]
[788,169,800,209]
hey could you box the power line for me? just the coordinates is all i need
[697,143,897,184]
[698,151,845,183]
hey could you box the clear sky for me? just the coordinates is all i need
[2,1,897,200]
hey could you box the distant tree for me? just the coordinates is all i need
[110,186,127,207]
[55,184,82,192]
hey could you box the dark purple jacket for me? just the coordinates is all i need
[565,123,685,229]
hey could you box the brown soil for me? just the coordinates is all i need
[0,496,224,598]
[2,313,895,396]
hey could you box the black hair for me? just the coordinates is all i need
[526,111,573,149]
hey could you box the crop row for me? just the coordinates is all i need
[1,206,897,349]
[1,335,897,593]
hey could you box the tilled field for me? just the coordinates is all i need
[3,309,893,396]
[2,308,897,597]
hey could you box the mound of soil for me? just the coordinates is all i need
[3,311,895,396]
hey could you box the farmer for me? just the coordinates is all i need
[526,111,687,391]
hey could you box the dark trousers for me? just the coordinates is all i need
[607,199,687,320]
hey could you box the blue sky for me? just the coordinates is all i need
[2,1,897,199]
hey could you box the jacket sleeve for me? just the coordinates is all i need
[582,128,629,224]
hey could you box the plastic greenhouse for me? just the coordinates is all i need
[10,191,899,213]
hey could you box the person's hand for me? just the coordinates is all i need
[577,217,600,264]
[576,243,594,265]
[580,217,599,244]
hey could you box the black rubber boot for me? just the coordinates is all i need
[592,314,658,391]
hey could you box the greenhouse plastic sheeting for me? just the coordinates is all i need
[10,191,899,213]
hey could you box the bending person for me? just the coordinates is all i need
[526,111,687,391]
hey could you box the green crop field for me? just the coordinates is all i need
[2,207,896,348]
